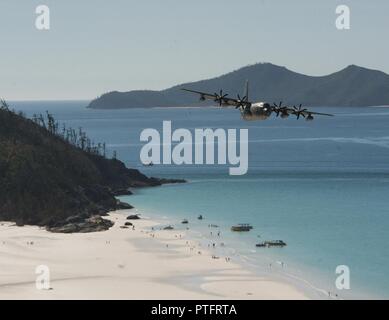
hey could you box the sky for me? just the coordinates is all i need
[0,0,388,100]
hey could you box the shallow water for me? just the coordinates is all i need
[13,101,389,299]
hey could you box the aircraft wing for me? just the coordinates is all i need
[180,88,216,100]
[271,104,334,118]
[180,88,247,107]
[302,110,334,116]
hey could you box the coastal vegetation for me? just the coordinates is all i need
[0,100,183,231]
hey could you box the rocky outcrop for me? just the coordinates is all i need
[126,214,140,220]
[116,200,134,210]
[48,216,114,233]
[0,106,186,233]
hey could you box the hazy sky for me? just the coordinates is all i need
[1,0,388,100]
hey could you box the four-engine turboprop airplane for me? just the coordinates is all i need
[181,81,333,121]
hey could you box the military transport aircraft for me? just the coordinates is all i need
[181,81,333,121]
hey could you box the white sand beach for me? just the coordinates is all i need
[0,210,308,300]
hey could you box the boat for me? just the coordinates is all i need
[143,161,154,167]
[181,219,189,224]
[163,225,174,230]
[255,242,266,247]
[256,240,287,248]
[231,224,253,232]
[197,215,203,220]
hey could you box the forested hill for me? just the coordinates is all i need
[0,101,183,232]
[87,63,389,109]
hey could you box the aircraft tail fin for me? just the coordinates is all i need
[244,80,249,101]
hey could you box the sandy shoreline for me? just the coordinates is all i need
[0,210,308,300]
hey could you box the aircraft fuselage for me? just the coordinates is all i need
[240,102,272,121]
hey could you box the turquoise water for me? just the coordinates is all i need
[13,101,389,299]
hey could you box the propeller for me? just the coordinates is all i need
[235,94,248,109]
[293,104,308,120]
[214,89,228,106]
[272,101,289,117]
[273,101,283,108]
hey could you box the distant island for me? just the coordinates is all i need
[0,101,184,233]
[87,63,389,109]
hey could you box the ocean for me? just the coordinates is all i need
[12,100,389,299]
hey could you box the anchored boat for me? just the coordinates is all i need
[231,224,253,232]
[256,240,287,248]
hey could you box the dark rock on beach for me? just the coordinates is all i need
[116,200,134,210]
[64,214,89,224]
[48,216,114,233]
[126,214,140,220]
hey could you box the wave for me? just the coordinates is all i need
[249,136,389,149]
[108,136,389,149]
